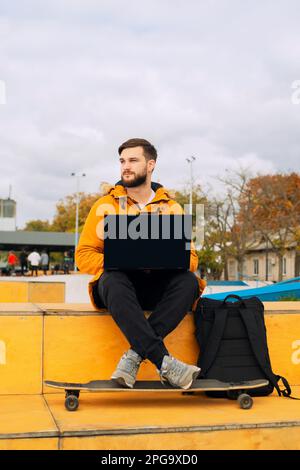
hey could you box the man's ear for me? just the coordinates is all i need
[148,159,156,173]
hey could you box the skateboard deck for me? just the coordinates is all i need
[44,378,269,411]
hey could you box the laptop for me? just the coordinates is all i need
[104,214,192,270]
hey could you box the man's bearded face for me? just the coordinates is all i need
[120,146,152,188]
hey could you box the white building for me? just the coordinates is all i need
[0,199,16,231]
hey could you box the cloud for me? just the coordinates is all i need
[1,0,300,227]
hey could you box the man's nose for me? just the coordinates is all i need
[123,163,132,172]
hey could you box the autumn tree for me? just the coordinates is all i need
[207,169,259,280]
[239,172,300,280]
[51,191,101,232]
[23,219,53,231]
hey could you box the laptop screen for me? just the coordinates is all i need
[104,214,192,270]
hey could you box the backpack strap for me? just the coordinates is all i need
[238,303,291,397]
[199,305,228,376]
[222,294,245,305]
[276,375,300,400]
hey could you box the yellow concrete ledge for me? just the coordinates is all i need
[0,303,43,315]
[0,302,299,394]
[0,316,43,394]
[0,438,58,450]
[43,312,300,391]
[61,427,300,450]
[36,303,102,315]
[34,300,300,316]
[0,301,299,315]
[263,301,300,314]
[0,281,65,303]
[1,388,300,450]
[0,395,59,450]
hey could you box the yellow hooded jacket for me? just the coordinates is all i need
[75,181,206,310]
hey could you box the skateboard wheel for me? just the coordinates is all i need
[65,394,79,411]
[238,393,253,410]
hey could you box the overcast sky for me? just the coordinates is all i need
[1,0,300,228]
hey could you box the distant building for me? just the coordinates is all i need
[0,198,16,231]
[225,237,300,282]
[0,230,74,254]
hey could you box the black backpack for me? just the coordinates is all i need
[194,294,293,398]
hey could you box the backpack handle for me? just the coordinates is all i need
[222,294,245,306]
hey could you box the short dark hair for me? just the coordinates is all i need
[118,138,157,161]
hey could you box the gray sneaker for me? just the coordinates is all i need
[111,349,143,388]
[158,355,200,390]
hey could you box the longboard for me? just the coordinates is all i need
[44,378,269,411]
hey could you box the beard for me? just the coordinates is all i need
[121,169,147,188]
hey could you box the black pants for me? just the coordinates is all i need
[94,270,199,369]
[31,266,38,276]
[21,263,27,275]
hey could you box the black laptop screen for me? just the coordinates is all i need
[104,214,192,270]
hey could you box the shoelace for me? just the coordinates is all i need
[121,354,141,375]
[160,357,185,382]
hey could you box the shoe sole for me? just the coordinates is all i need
[160,367,201,390]
[111,376,134,389]
[181,369,200,390]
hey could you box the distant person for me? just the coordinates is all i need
[27,249,41,276]
[40,250,49,275]
[7,251,18,276]
[19,249,28,276]
[52,263,60,275]
[63,251,71,274]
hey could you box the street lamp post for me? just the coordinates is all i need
[71,172,86,271]
[186,156,196,215]
[265,235,269,282]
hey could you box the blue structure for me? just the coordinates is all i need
[207,280,248,286]
[204,279,300,301]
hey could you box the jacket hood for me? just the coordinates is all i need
[115,180,163,192]
[99,180,176,200]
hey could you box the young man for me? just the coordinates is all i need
[27,249,41,276]
[40,250,49,275]
[19,249,28,276]
[76,138,205,390]
[7,251,18,276]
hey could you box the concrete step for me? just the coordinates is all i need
[0,395,58,450]
[0,387,300,450]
